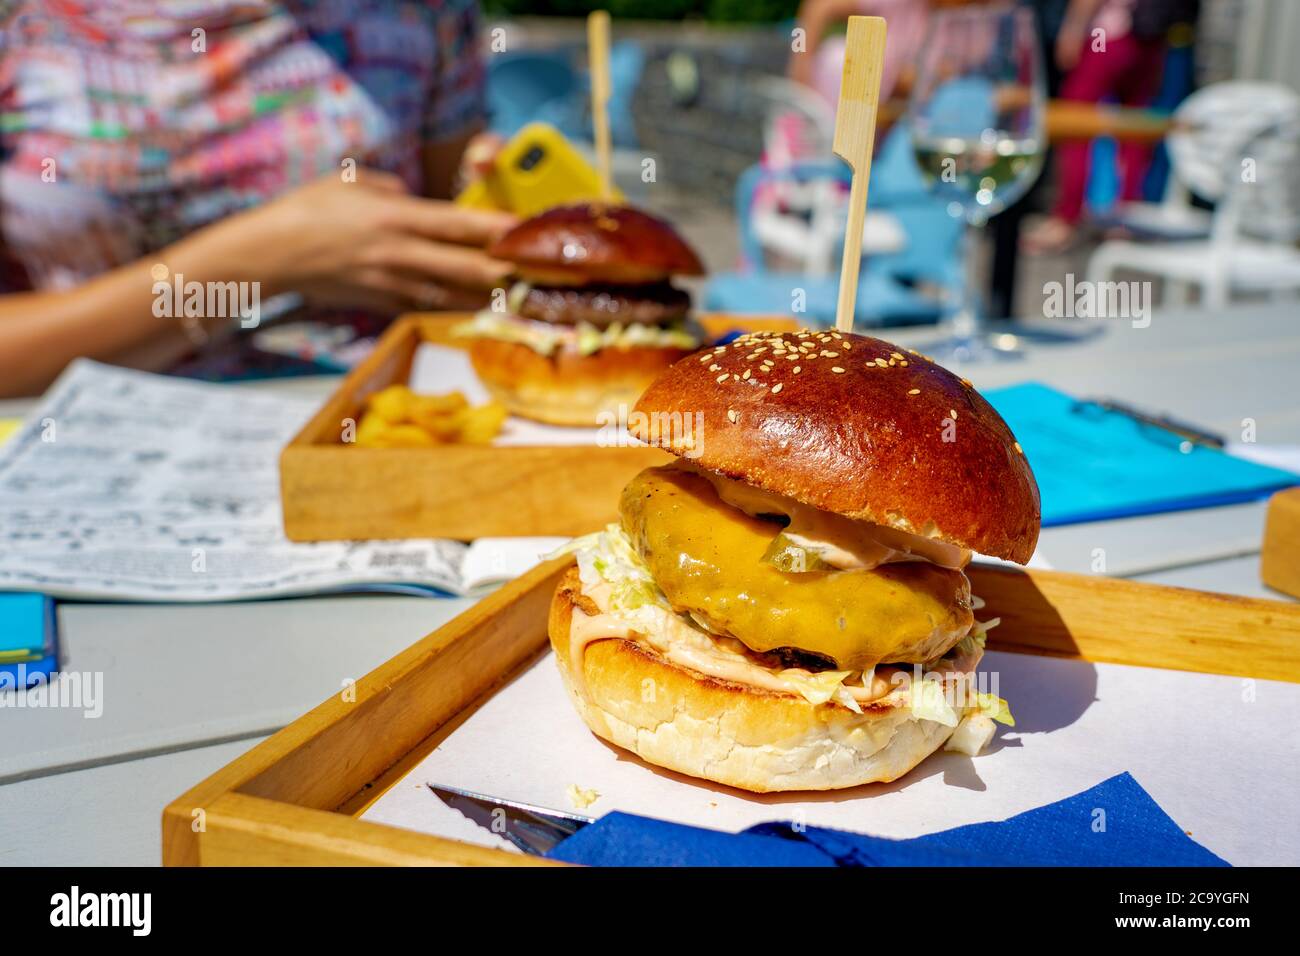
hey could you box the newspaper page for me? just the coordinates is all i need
[0,360,466,601]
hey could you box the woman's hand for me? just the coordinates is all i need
[457,131,507,191]
[201,168,518,312]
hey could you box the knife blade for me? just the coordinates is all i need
[428,783,594,856]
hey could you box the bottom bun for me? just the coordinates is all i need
[548,567,964,793]
[467,337,692,427]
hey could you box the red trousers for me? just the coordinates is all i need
[1052,32,1167,223]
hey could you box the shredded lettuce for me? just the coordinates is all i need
[974,691,1015,727]
[783,670,853,707]
[551,523,661,611]
[455,311,698,357]
[909,677,960,727]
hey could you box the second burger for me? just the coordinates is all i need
[455,202,705,426]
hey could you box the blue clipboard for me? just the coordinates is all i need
[983,382,1300,527]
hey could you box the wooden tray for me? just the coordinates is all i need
[162,560,1300,866]
[280,313,797,541]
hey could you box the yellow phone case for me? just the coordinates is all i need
[456,122,622,217]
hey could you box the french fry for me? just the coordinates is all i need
[367,385,416,424]
[351,388,506,447]
[454,402,508,445]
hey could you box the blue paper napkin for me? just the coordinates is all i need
[546,773,1228,867]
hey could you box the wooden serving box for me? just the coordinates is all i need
[162,561,1300,866]
[280,313,797,541]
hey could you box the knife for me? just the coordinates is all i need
[428,783,593,855]
[428,782,840,865]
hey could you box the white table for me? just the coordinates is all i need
[1,303,1296,866]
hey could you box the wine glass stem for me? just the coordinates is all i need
[950,220,984,343]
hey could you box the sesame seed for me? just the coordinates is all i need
[732,374,740,382]
[900,360,909,367]
[908,388,920,395]
[874,358,889,368]
[772,383,783,394]
[891,352,904,361]
[950,409,958,419]
[822,351,839,358]
[1014,442,1024,454]
[728,409,738,423]
[742,369,751,380]
[716,373,728,384]
[831,366,845,374]
[793,366,801,374]
[709,364,720,372]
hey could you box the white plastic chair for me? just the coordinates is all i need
[1087,82,1300,308]
[749,77,904,277]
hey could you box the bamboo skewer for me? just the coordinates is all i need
[587,11,613,199]
[831,16,888,333]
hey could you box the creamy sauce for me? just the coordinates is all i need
[688,463,971,571]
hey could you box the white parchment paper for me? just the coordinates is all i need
[361,649,1300,865]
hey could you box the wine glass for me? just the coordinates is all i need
[908,4,1046,361]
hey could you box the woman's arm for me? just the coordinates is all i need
[0,168,516,398]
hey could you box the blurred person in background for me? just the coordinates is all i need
[0,0,514,398]
[1021,0,1200,253]
[788,0,932,107]
[788,0,1001,109]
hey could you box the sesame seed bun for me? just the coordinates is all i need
[628,330,1040,563]
[467,336,695,427]
[488,203,705,285]
[549,567,969,792]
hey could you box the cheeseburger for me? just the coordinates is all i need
[550,330,1040,792]
[456,203,705,426]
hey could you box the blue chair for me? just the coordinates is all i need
[704,127,963,327]
[487,51,585,140]
[487,43,644,149]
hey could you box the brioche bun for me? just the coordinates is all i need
[466,337,694,427]
[548,568,967,793]
[630,330,1040,564]
[489,203,705,284]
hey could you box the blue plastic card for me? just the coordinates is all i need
[0,592,53,662]
[0,592,57,689]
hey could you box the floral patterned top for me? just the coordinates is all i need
[0,0,486,292]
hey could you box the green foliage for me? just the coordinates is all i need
[481,0,799,22]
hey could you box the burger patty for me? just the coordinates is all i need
[620,463,974,672]
[518,281,692,328]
